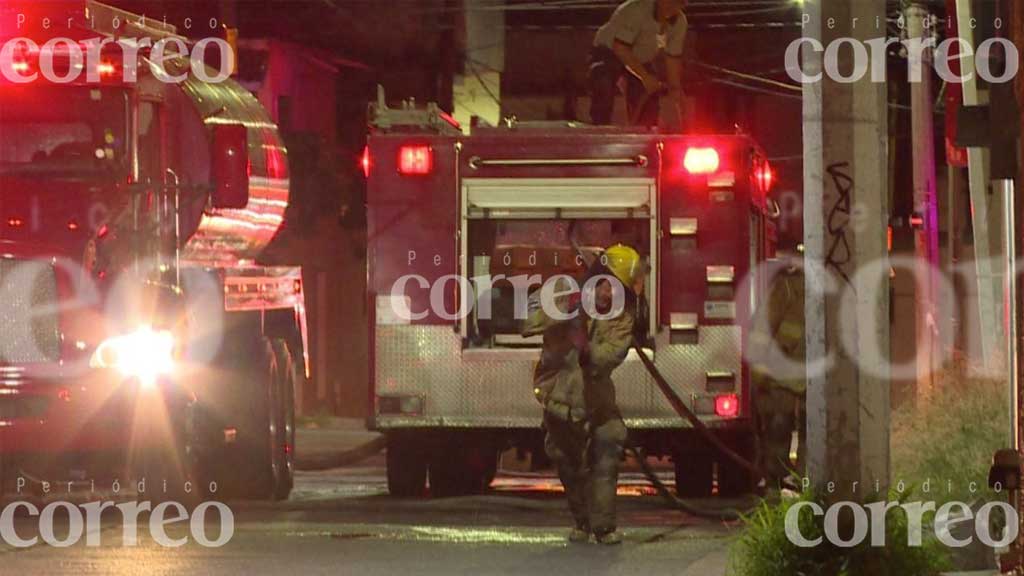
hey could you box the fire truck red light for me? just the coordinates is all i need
[361,146,371,178]
[398,145,433,175]
[96,62,116,76]
[683,147,720,175]
[67,221,79,231]
[11,61,29,73]
[7,217,24,228]
[757,164,774,192]
[715,394,739,418]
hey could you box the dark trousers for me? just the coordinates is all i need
[754,384,806,489]
[587,47,661,127]
[543,411,627,534]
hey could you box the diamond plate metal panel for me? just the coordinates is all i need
[375,324,742,429]
[0,259,60,364]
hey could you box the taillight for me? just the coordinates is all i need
[755,163,774,193]
[398,145,433,175]
[361,145,371,178]
[715,394,739,418]
[96,62,117,76]
[683,147,720,175]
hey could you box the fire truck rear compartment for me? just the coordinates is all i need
[375,176,745,430]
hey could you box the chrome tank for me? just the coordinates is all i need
[140,57,289,267]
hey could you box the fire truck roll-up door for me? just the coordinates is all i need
[459,177,658,341]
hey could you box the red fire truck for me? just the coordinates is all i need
[365,93,778,497]
[0,1,304,500]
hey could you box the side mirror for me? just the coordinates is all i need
[211,124,249,209]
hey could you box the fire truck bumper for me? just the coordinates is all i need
[0,368,181,482]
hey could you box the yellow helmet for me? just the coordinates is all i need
[603,244,643,288]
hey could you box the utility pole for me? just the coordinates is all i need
[452,1,504,130]
[906,3,940,397]
[802,0,890,499]
[955,0,1002,371]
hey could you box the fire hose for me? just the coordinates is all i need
[565,222,764,519]
[627,338,760,521]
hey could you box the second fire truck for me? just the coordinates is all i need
[364,93,779,497]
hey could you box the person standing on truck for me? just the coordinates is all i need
[588,0,687,127]
[748,247,806,494]
[523,244,646,545]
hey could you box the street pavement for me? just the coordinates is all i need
[0,424,743,576]
[0,422,1000,575]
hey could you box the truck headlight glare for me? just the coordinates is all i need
[90,326,176,386]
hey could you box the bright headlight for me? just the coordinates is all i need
[90,326,176,386]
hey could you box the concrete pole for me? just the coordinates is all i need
[802,0,890,499]
[906,4,941,398]
[955,0,1002,371]
[452,3,504,130]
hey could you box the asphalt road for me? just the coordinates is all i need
[0,454,747,576]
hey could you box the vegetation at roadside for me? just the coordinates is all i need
[731,490,950,576]
[891,360,1008,505]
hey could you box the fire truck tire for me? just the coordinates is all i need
[673,449,714,498]
[428,440,495,497]
[270,340,297,501]
[386,433,428,497]
[716,435,757,497]
[428,456,473,497]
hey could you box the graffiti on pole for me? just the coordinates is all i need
[826,161,854,288]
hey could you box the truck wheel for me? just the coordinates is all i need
[716,435,757,497]
[673,450,713,498]
[429,456,472,497]
[130,398,205,507]
[386,433,428,497]
[270,340,297,501]
[428,441,495,497]
[237,337,285,500]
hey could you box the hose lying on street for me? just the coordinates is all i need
[627,445,753,521]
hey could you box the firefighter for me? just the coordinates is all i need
[748,247,807,493]
[523,244,645,545]
[588,0,687,127]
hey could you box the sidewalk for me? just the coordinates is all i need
[295,417,383,470]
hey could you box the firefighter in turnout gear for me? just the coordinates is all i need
[748,248,807,491]
[523,244,645,545]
